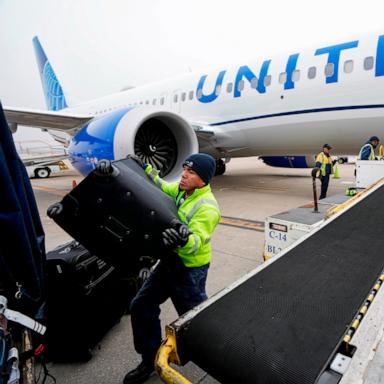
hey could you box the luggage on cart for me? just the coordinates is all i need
[44,240,153,361]
[48,158,180,267]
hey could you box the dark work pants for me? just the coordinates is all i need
[320,174,330,199]
[130,257,209,364]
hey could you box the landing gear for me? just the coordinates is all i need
[215,159,226,176]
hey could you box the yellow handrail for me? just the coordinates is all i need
[155,325,192,384]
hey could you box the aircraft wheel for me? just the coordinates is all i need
[35,167,51,178]
[215,159,226,176]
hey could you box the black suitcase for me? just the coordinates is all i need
[44,240,151,361]
[49,158,180,267]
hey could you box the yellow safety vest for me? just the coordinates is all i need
[316,152,333,176]
[144,164,221,267]
[379,145,384,157]
[358,143,376,160]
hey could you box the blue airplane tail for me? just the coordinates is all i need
[32,36,68,111]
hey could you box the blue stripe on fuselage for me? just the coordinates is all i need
[209,104,384,127]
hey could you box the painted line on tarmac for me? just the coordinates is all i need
[32,187,265,233]
[32,185,68,197]
[216,185,287,192]
[220,216,264,232]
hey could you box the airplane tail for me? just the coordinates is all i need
[32,36,69,111]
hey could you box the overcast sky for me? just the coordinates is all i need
[1,0,384,139]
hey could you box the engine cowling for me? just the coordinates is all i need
[68,107,198,180]
[260,155,316,168]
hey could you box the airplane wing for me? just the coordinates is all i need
[4,106,93,134]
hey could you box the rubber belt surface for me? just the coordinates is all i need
[179,185,384,383]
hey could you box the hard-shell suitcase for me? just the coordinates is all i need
[49,158,180,267]
[44,240,139,361]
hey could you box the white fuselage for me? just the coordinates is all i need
[66,32,384,157]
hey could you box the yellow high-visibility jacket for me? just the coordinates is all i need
[358,143,376,160]
[145,164,221,267]
[315,152,333,176]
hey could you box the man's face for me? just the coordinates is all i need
[179,166,205,191]
[372,140,380,148]
[323,147,331,155]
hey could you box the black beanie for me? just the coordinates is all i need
[183,153,216,185]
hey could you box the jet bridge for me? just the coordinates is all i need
[155,180,384,384]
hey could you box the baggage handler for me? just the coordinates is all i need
[358,136,380,160]
[120,153,221,384]
[314,144,335,199]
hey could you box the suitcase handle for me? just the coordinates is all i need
[101,216,131,242]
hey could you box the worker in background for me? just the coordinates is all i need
[315,144,334,199]
[118,153,221,384]
[358,136,380,160]
[379,143,384,158]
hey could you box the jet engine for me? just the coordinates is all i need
[68,107,198,181]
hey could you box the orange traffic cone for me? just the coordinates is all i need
[333,162,340,179]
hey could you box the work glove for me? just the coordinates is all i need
[47,202,63,218]
[162,224,190,249]
[311,167,321,179]
[96,159,113,175]
[126,154,147,169]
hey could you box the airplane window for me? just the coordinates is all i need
[140,101,143,105]
[173,94,178,103]
[279,73,287,84]
[292,70,300,82]
[215,85,221,96]
[152,99,157,105]
[344,60,353,74]
[145,100,149,105]
[364,56,374,70]
[197,89,203,99]
[189,90,194,100]
[264,75,271,87]
[325,63,334,77]
[308,66,316,79]
[160,97,165,105]
[250,77,258,88]
[226,82,233,93]
[237,80,244,91]
[181,92,186,101]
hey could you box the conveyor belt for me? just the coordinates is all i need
[171,184,384,384]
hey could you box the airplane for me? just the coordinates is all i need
[4,33,384,181]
